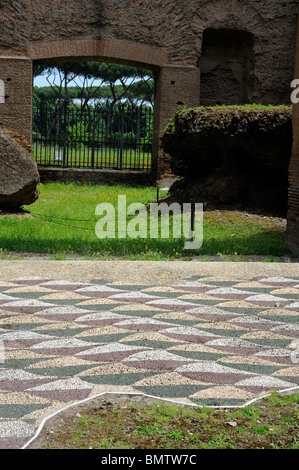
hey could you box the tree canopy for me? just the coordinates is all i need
[34,62,154,110]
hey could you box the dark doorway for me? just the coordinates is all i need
[199,29,254,106]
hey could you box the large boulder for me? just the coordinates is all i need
[0,127,40,211]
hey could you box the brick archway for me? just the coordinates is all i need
[0,39,201,182]
[27,39,201,180]
[27,39,167,70]
[26,39,173,180]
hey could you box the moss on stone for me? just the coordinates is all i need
[161,106,292,215]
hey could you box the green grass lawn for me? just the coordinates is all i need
[31,392,299,449]
[0,183,290,260]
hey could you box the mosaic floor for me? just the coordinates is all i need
[1,274,299,448]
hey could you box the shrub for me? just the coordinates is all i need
[161,105,292,215]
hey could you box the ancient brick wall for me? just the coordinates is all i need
[0,1,297,151]
[0,0,298,142]
[0,0,298,101]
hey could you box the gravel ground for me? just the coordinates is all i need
[0,260,298,285]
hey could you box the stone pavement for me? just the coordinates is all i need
[0,261,298,449]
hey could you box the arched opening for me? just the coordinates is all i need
[199,28,254,106]
[27,39,168,178]
[33,60,155,173]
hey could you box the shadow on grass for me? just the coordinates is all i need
[0,227,289,259]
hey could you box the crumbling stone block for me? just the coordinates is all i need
[0,127,40,211]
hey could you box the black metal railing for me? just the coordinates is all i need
[32,103,153,171]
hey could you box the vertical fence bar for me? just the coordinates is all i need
[45,106,49,166]
[119,104,125,170]
[191,198,195,234]
[91,107,96,169]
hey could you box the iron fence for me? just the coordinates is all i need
[32,103,153,171]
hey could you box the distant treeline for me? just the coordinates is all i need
[33,62,154,111]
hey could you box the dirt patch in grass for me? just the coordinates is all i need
[26,392,299,450]
[205,210,286,228]
[0,211,32,220]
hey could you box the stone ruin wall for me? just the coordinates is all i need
[1,0,298,123]
[1,0,298,177]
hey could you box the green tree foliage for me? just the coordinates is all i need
[33,62,154,154]
[34,62,154,110]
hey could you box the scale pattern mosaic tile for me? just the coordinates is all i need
[0,275,299,448]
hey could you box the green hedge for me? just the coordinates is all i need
[161,106,292,215]
[162,105,292,176]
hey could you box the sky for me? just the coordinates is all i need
[34,75,51,87]
[34,73,105,88]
